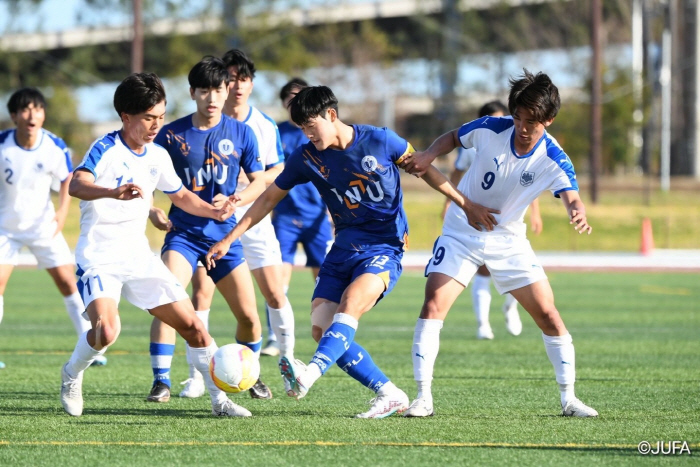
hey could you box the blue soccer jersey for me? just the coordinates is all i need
[274,124,411,251]
[154,114,262,241]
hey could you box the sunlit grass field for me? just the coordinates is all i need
[0,268,698,466]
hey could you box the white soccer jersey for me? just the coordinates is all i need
[444,116,577,238]
[0,129,71,238]
[234,106,284,215]
[454,147,476,172]
[74,131,182,268]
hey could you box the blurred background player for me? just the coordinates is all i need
[265,77,334,356]
[444,100,543,340]
[402,70,598,418]
[62,72,252,418]
[206,85,496,418]
[0,87,106,370]
[146,57,268,403]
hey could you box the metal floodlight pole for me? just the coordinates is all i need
[632,0,644,167]
[590,0,602,204]
[659,7,672,192]
[131,0,144,73]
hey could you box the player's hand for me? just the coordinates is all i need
[113,183,143,200]
[462,201,500,231]
[52,208,68,237]
[530,214,543,235]
[213,198,235,222]
[570,209,592,234]
[205,240,231,270]
[399,151,433,177]
[211,193,229,209]
[148,206,172,232]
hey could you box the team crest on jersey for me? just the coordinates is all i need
[520,171,535,187]
[361,155,378,173]
[218,139,234,156]
[149,165,159,181]
[34,162,44,172]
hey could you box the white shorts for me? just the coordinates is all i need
[240,215,283,271]
[0,230,74,269]
[425,233,547,294]
[77,253,189,311]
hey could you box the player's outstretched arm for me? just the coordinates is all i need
[205,183,289,269]
[167,187,234,223]
[559,191,592,235]
[529,198,543,235]
[53,174,73,236]
[421,165,499,231]
[442,168,466,219]
[400,129,460,176]
[234,170,268,207]
[69,169,144,201]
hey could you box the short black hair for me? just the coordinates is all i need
[508,69,560,122]
[113,72,166,118]
[188,56,230,89]
[289,86,339,126]
[279,77,309,102]
[7,87,46,115]
[221,49,256,79]
[478,100,508,118]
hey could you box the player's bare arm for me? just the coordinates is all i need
[421,165,499,231]
[442,167,466,219]
[148,205,172,232]
[205,182,289,269]
[69,168,144,201]
[559,190,592,235]
[400,129,460,176]
[233,169,267,207]
[167,187,234,223]
[261,163,283,186]
[53,174,72,236]
[529,198,543,235]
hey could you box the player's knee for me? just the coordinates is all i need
[56,280,77,296]
[311,325,323,342]
[180,324,209,348]
[419,299,443,320]
[535,306,565,333]
[266,292,287,309]
[92,320,120,348]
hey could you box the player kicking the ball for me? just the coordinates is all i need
[206,85,495,418]
[60,72,252,418]
[400,69,598,418]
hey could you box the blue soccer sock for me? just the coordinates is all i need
[150,343,175,388]
[336,341,389,393]
[237,337,263,358]
[311,313,358,375]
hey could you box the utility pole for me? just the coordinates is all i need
[223,0,242,50]
[632,0,644,169]
[439,0,460,134]
[590,0,602,204]
[131,0,143,73]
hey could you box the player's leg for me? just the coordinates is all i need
[0,263,14,369]
[502,292,523,336]
[471,265,494,340]
[147,249,195,402]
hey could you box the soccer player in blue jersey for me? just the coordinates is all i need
[145,57,268,404]
[0,88,106,370]
[401,70,598,418]
[205,85,496,418]
[265,78,334,356]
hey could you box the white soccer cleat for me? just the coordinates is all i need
[561,398,599,417]
[279,356,309,399]
[211,398,252,417]
[503,305,523,336]
[477,324,494,340]
[260,340,280,357]
[179,376,205,398]
[60,363,84,417]
[403,397,435,417]
[356,389,409,419]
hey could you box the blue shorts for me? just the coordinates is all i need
[272,214,333,268]
[162,230,246,284]
[312,244,403,304]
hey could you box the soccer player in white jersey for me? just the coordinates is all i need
[445,100,542,341]
[60,72,252,418]
[0,88,106,369]
[401,70,598,418]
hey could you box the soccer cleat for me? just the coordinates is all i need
[561,398,599,417]
[403,397,435,417]
[279,356,308,399]
[248,378,273,399]
[503,304,523,336]
[179,376,205,398]
[211,398,252,417]
[146,381,171,403]
[356,389,410,419]
[90,355,108,367]
[260,340,280,357]
[477,324,494,340]
[60,363,84,417]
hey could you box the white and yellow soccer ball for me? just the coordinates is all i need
[209,344,260,393]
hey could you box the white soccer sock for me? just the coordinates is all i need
[189,341,230,405]
[542,332,576,406]
[185,310,210,379]
[267,298,295,358]
[503,293,518,313]
[65,331,106,378]
[411,318,443,401]
[377,381,399,397]
[0,295,4,326]
[64,292,90,335]
[471,274,492,326]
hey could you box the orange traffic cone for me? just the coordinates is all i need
[640,217,654,256]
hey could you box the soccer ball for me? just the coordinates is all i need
[209,344,260,393]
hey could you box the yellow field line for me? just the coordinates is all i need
[2,440,697,450]
[639,285,692,296]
